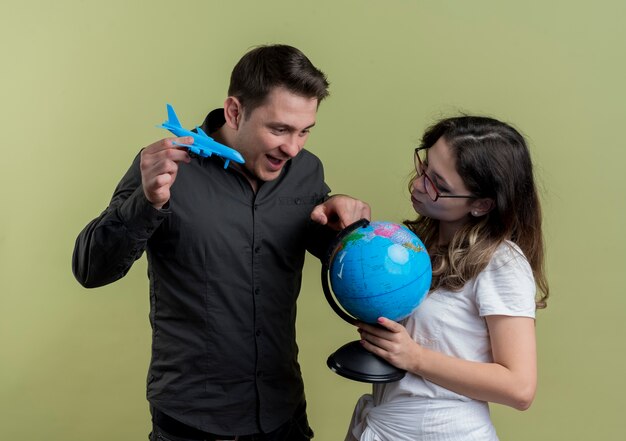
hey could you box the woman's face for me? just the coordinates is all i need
[411,137,477,235]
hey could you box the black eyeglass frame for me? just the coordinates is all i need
[414,147,476,202]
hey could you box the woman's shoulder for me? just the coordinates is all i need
[487,241,532,273]
[475,241,536,317]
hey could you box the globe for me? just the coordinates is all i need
[328,221,432,324]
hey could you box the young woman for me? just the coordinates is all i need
[346,116,549,441]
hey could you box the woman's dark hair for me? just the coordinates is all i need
[405,116,549,308]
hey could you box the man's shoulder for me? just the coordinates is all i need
[273,149,327,193]
[293,148,322,167]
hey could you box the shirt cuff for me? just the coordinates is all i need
[118,187,169,238]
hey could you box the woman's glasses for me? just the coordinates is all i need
[414,147,476,202]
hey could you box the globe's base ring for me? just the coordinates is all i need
[327,340,406,383]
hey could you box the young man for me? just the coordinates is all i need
[72,44,369,441]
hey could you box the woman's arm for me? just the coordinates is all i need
[358,314,537,410]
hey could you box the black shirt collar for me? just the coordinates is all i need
[201,108,226,135]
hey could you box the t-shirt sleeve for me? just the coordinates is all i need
[474,243,537,318]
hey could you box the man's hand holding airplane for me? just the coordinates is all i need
[311,195,371,230]
[140,137,191,210]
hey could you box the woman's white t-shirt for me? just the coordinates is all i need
[346,241,537,441]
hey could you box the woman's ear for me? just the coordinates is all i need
[224,96,243,129]
[470,198,495,217]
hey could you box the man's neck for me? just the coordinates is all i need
[214,124,261,193]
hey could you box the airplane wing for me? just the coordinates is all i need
[172,141,206,156]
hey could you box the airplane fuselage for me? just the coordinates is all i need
[158,104,245,168]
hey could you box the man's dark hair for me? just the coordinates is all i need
[228,44,330,115]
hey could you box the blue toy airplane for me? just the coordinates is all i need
[158,104,245,169]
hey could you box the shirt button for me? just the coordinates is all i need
[254,204,259,210]
[254,246,261,253]
[295,198,302,204]
[255,287,260,295]
[256,329,262,336]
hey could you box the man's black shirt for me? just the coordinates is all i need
[72,109,335,435]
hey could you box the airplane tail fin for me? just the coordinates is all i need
[165,104,182,127]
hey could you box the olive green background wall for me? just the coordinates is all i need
[2,1,624,439]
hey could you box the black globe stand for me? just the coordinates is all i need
[321,219,406,383]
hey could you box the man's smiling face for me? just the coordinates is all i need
[233,86,318,183]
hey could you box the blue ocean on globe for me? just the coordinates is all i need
[329,221,432,324]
